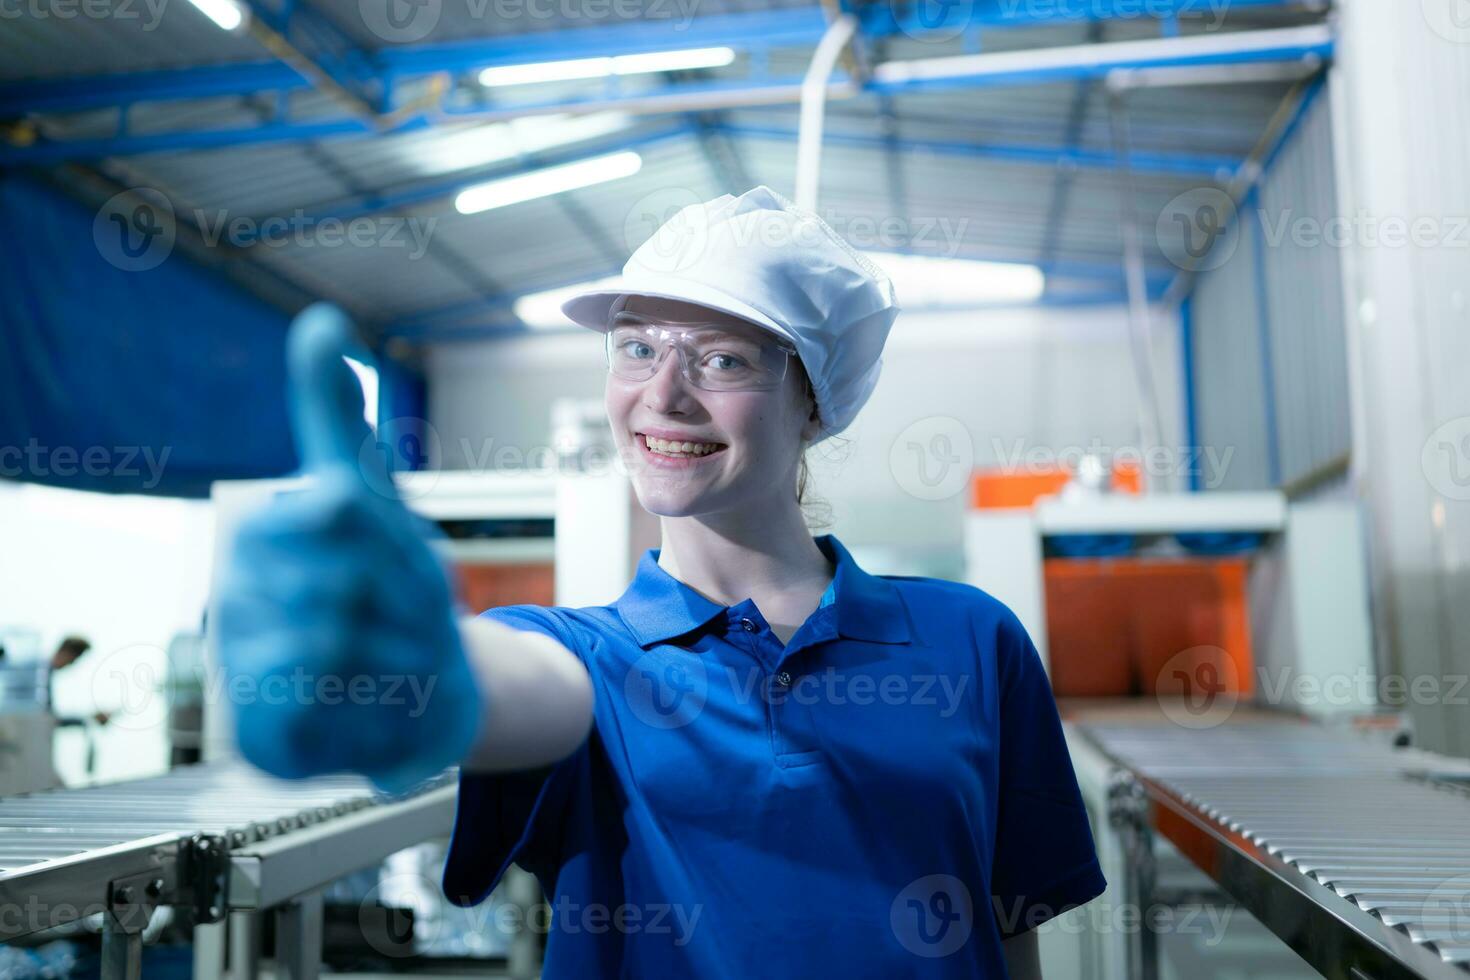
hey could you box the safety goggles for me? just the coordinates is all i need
[604,311,797,392]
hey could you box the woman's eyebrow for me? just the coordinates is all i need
[694,326,768,344]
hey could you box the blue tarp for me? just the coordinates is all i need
[0,174,303,496]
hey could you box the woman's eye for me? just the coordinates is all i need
[707,352,747,371]
[623,341,654,360]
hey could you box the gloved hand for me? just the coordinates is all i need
[214,303,482,793]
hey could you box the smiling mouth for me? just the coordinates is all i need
[637,433,729,459]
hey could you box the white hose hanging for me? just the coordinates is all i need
[795,13,858,211]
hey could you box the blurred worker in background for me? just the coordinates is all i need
[47,635,110,728]
[46,635,110,779]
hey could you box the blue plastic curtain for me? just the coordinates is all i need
[0,174,303,496]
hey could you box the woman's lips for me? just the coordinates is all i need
[634,432,728,469]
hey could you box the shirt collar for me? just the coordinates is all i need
[614,533,911,648]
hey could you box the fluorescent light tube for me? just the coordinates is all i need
[513,275,623,330]
[479,47,735,87]
[868,252,1046,307]
[454,151,642,215]
[186,0,246,31]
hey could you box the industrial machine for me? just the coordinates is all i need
[1073,710,1470,979]
[0,462,652,980]
[965,466,1470,978]
[965,466,1375,717]
[192,465,649,977]
[0,637,63,797]
[0,760,455,980]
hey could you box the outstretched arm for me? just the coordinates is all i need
[458,615,592,772]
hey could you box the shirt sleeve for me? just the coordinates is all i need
[441,604,586,908]
[988,608,1107,939]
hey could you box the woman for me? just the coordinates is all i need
[216,187,1105,978]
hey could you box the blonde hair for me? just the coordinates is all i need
[793,364,835,529]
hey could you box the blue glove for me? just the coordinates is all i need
[215,303,482,793]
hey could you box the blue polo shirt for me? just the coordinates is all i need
[443,534,1105,976]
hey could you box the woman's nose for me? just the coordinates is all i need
[641,348,697,414]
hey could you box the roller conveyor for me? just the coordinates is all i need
[1079,718,1470,980]
[0,760,457,980]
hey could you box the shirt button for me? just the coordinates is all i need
[774,671,793,688]
[740,618,758,633]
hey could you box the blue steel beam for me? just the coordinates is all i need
[384,281,1169,342]
[0,117,381,166]
[237,0,384,111]
[265,120,1214,257]
[388,243,1175,337]
[0,62,307,116]
[375,8,830,78]
[862,0,1321,42]
[0,1,1314,118]
[0,78,818,165]
[255,124,692,225]
[1164,71,1326,304]
[714,123,1240,178]
[1037,20,1105,279]
[867,28,1333,95]
[0,83,772,166]
[0,1,381,119]
[773,102,1272,153]
[0,20,1330,164]
[0,8,830,118]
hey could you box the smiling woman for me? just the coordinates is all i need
[599,293,820,524]
[448,186,1106,978]
[215,186,1106,980]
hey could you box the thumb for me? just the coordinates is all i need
[286,303,387,489]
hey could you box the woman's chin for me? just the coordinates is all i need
[634,488,708,519]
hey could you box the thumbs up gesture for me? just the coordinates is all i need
[214,304,482,793]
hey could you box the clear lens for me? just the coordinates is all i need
[605,314,793,391]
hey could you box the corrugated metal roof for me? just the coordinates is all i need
[293,0,809,50]
[0,3,266,79]
[0,0,1329,337]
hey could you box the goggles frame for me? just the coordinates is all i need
[604,310,797,392]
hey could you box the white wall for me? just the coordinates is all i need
[1330,0,1470,757]
[427,303,1184,577]
[0,482,214,784]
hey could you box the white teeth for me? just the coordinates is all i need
[643,435,722,457]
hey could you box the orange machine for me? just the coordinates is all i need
[968,464,1255,701]
[455,561,556,612]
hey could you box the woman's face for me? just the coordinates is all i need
[604,296,819,519]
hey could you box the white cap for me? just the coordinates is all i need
[561,185,899,437]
